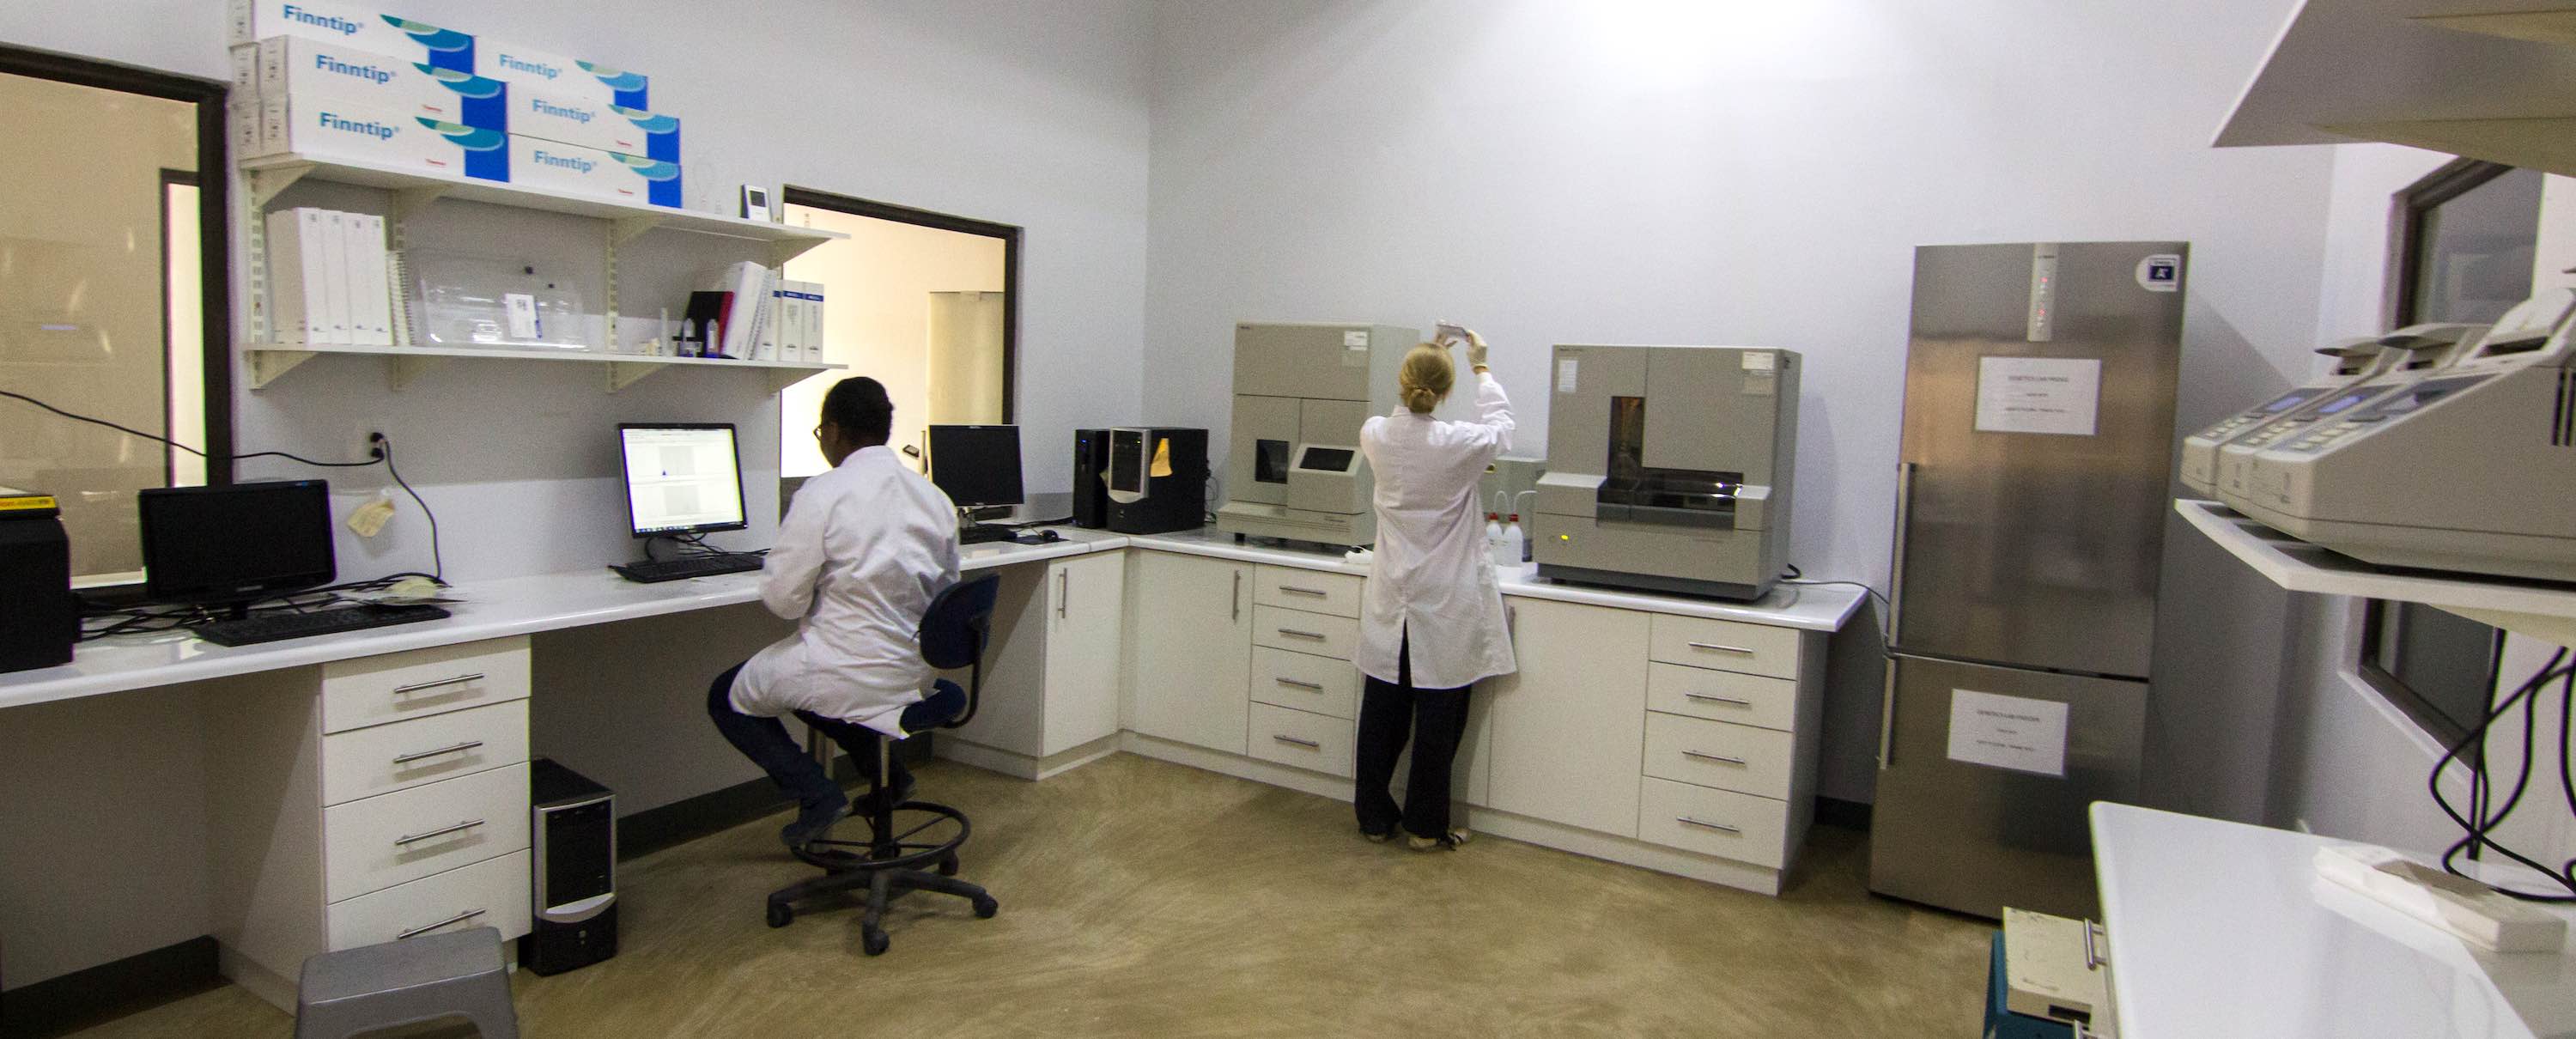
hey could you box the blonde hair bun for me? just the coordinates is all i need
[1396,343,1455,414]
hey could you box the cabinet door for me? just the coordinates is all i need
[1042,552,1127,756]
[1483,598,1650,836]
[1124,552,1252,754]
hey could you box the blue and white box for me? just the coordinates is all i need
[512,96,680,164]
[240,36,507,133]
[246,97,510,185]
[228,0,474,73]
[477,42,648,111]
[501,137,683,210]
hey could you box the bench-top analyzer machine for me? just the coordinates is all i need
[2179,336,2391,497]
[1531,343,1800,600]
[2225,289,2576,582]
[2208,323,2486,507]
[1217,321,1461,548]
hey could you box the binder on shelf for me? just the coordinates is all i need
[265,208,331,343]
[801,282,827,362]
[319,210,355,344]
[349,213,394,345]
[756,284,782,362]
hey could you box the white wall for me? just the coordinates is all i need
[1144,0,2342,805]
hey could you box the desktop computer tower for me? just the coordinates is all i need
[1072,428,1111,528]
[521,758,617,975]
[0,491,75,674]
[1105,427,1209,535]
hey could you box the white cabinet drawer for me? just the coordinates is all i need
[1641,712,1794,801]
[324,763,529,903]
[327,848,532,949]
[1252,605,1358,661]
[1637,777,1789,868]
[322,700,529,806]
[1645,664,1796,732]
[321,638,531,735]
[1250,647,1360,720]
[1252,566,1364,619]
[1647,615,1800,680]
[1247,702,1356,778]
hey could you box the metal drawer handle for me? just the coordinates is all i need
[1682,750,1748,766]
[1231,570,1242,622]
[2083,920,2106,970]
[1676,817,1741,835]
[392,740,485,765]
[1686,641,1753,655]
[397,908,487,940]
[1278,629,1327,641]
[1682,693,1753,707]
[393,818,487,847]
[1272,735,1321,750]
[1275,678,1326,691]
[1280,586,1329,597]
[391,673,485,696]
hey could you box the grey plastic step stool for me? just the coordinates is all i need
[295,927,519,1039]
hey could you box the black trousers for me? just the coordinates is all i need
[1352,634,1473,840]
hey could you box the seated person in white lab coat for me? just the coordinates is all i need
[1353,329,1516,851]
[705,376,964,849]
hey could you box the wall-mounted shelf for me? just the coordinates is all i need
[240,153,843,265]
[2177,499,2576,646]
[2215,1,2576,177]
[246,341,842,395]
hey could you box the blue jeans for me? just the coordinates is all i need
[704,663,963,808]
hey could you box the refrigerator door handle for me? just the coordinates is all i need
[1888,461,1915,646]
[1877,659,1899,771]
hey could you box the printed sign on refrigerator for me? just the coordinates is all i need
[1973,356,2101,436]
[1946,689,2069,777]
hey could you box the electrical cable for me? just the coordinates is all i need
[374,434,441,583]
[1777,563,1893,636]
[2427,644,2576,902]
[2,389,379,470]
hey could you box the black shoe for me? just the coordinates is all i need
[780,795,850,849]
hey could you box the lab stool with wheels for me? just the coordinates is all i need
[764,574,1003,956]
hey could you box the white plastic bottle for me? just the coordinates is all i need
[1498,514,1526,568]
[1485,513,1503,560]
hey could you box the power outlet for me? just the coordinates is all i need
[363,430,387,461]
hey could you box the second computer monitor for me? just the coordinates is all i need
[618,423,748,538]
[927,424,1024,509]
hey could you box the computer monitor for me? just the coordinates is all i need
[927,425,1025,509]
[138,480,337,615]
[618,423,748,538]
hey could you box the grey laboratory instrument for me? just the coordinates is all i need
[2178,337,2389,497]
[1871,240,2184,921]
[1216,321,1453,548]
[2231,289,2576,581]
[1529,343,1799,601]
[2210,323,2485,509]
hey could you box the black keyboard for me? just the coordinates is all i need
[611,552,765,583]
[196,604,453,647]
[959,524,1017,544]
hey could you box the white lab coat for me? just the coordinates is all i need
[729,445,962,737]
[1354,372,1517,690]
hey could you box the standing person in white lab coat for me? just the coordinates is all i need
[1352,327,1516,850]
[705,376,964,850]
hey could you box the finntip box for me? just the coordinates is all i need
[478,42,649,111]
[244,96,509,184]
[228,0,474,72]
[512,95,679,164]
[508,137,683,210]
[237,36,507,132]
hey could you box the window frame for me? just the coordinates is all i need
[2356,600,2486,748]
[778,186,1022,424]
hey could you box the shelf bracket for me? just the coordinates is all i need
[387,354,447,391]
[605,361,662,393]
[248,162,317,209]
[390,184,451,222]
[246,349,318,390]
[611,214,663,246]
[767,236,829,267]
[767,366,825,395]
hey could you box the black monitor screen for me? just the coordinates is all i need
[927,425,1025,507]
[1297,447,1356,471]
[138,481,336,605]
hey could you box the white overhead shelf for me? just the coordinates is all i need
[239,153,845,264]
[246,341,842,395]
[2177,499,2576,645]
[2215,1,2576,176]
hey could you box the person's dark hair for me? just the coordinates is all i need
[821,376,895,447]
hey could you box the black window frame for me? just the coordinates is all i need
[0,46,235,596]
[2357,156,2531,746]
[776,186,1021,424]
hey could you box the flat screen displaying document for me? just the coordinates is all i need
[619,423,747,536]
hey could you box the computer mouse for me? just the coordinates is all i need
[1039,529,1063,543]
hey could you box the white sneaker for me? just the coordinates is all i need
[1406,828,1472,852]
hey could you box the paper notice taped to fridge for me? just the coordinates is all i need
[1946,689,2069,777]
[1974,356,2100,436]
[1151,438,1173,477]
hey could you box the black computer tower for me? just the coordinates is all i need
[1072,428,1111,529]
[521,758,617,975]
[1105,428,1208,535]
[0,495,75,674]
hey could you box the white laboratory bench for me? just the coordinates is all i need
[2,525,1861,1006]
[2091,803,2576,1039]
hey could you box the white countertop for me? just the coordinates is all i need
[3,524,1858,711]
[1128,529,1864,632]
[2092,803,2576,1039]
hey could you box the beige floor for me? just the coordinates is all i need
[70,754,1990,1037]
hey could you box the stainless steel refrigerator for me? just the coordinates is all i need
[1869,241,2185,920]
